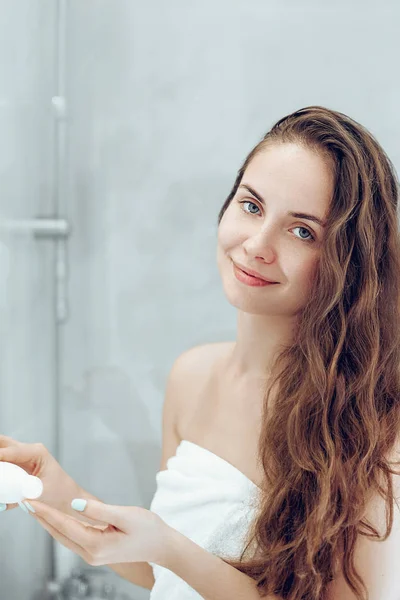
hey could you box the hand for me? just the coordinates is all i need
[25,497,171,567]
[0,435,85,516]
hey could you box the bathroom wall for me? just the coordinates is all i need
[0,1,59,598]
[1,1,399,599]
[57,1,400,596]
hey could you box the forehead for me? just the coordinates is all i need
[242,143,334,217]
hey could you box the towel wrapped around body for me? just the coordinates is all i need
[149,439,261,599]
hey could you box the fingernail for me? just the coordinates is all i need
[24,501,35,514]
[0,503,6,512]
[71,499,87,512]
[19,502,29,514]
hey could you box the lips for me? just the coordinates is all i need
[233,261,278,283]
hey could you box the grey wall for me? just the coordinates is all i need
[0,1,59,598]
[1,1,399,599]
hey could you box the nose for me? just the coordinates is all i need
[242,229,277,264]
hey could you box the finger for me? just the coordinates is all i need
[23,496,111,527]
[34,515,91,563]
[27,500,106,549]
[0,444,35,464]
[69,498,127,531]
[0,435,19,449]
[83,523,109,531]
[27,501,107,530]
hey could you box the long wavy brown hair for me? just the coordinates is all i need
[217,106,400,600]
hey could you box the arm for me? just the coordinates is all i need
[159,525,279,600]
[324,438,400,600]
[105,561,154,590]
[325,468,400,600]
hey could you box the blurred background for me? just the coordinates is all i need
[0,0,399,598]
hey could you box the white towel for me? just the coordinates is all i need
[149,440,261,599]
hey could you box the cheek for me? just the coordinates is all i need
[291,255,319,286]
[217,213,244,252]
[217,222,238,275]
[217,221,232,252]
[216,230,229,272]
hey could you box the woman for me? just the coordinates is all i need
[1,105,400,600]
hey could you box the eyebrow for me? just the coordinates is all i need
[238,184,326,228]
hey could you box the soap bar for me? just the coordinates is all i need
[0,462,43,504]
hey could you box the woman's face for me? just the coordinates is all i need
[217,142,334,317]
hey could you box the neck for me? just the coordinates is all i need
[226,311,296,383]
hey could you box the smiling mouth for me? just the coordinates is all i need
[232,264,280,287]
[233,262,278,283]
[240,269,277,282]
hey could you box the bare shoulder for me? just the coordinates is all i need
[172,341,233,425]
[158,341,233,471]
[174,341,232,381]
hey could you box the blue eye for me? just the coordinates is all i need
[240,200,259,215]
[238,200,316,243]
[239,200,260,215]
[292,226,315,242]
